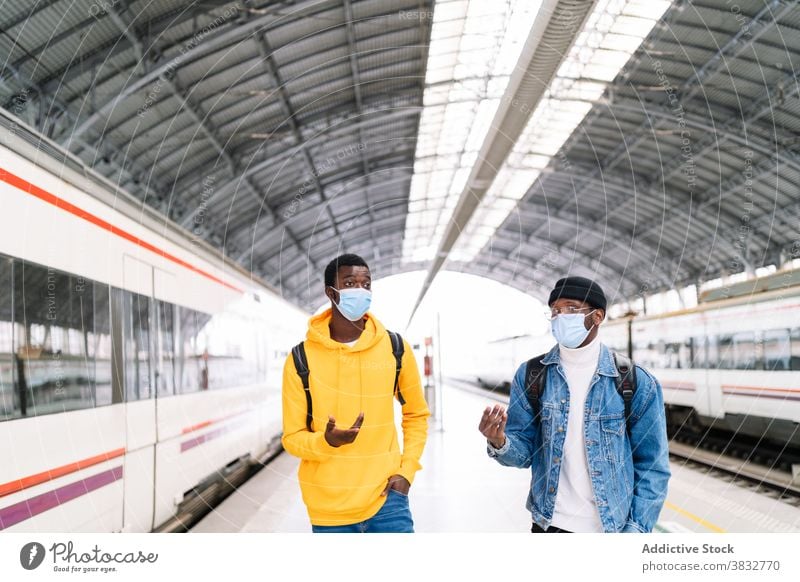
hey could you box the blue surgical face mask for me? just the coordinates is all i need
[551,310,595,349]
[329,287,372,321]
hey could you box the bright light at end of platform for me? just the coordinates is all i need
[375,271,550,377]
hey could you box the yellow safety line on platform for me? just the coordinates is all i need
[664,501,727,533]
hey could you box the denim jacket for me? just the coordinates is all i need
[487,342,670,532]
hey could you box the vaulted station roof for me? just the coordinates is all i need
[1,0,798,313]
[461,0,800,310]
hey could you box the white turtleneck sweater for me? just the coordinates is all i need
[550,335,604,533]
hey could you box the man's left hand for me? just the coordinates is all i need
[381,474,410,496]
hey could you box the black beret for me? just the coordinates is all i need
[548,276,607,311]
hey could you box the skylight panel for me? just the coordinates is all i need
[402,0,543,264]
[450,0,671,262]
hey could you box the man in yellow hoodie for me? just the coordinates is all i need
[281,254,430,532]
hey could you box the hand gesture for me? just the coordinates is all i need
[324,412,364,447]
[479,404,507,449]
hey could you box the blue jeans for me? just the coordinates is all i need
[311,490,414,533]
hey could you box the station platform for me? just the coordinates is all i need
[191,383,800,534]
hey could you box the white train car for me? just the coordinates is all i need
[602,271,800,447]
[0,111,307,532]
[473,333,554,393]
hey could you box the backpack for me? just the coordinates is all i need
[524,350,637,434]
[290,331,406,432]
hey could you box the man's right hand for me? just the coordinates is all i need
[324,412,364,447]
[479,404,507,449]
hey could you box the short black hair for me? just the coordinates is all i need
[324,254,370,288]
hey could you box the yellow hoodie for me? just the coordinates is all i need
[281,309,430,526]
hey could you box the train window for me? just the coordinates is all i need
[679,339,693,369]
[706,335,719,369]
[633,340,656,369]
[124,291,152,400]
[763,329,791,371]
[202,312,260,390]
[791,328,800,371]
[155,301,176,397]
[692,336,707,368]
[717,335,734,369]
[732,332,757,370]
[177,308,209,393]
[16,261,96,416]
[664,342,682,369]
[89,282,112,406]
[653,340,665,368]
[0,259,20,422]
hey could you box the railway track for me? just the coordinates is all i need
[668,441,800,502]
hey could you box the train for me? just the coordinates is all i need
[472,333,554,393]
[472,269,800,453]
[0,109,307,532]
[603,270,800,451]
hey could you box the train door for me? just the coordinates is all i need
[703,313,724,421]
[151,266,191,530]
[119,255,157,532]
[152,268,177,402]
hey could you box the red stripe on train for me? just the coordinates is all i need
[0,447,126,498]
[0,167,243,293]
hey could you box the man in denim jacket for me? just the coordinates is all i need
[479,276,670,533]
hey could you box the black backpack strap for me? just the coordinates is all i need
[291,342,314,432]
[612,351,637,433]
[388,331,405,405]
[524,354,548,420]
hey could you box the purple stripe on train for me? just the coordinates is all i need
[179,418,248,453]
[0,466,123,530]
[180,425,229,453]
